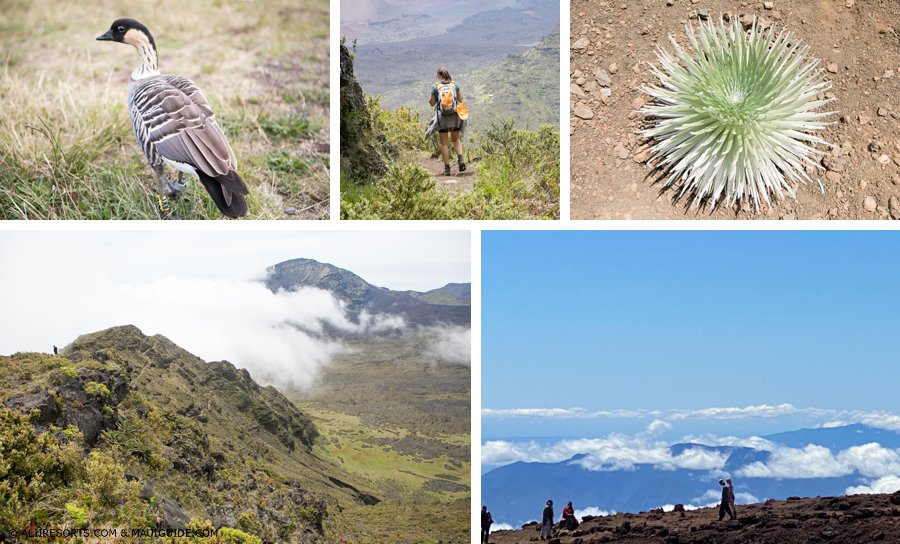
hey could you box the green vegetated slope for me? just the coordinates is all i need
[464,26,561,131]
[288,335,470,544]
[0,325,469,543]
[0,0,329,219]
[340,40,560,220]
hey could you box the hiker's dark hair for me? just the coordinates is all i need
[437,67,451,82]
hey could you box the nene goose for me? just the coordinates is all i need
[97,18,248,218]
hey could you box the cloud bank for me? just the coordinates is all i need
[0,268,468,389]
[482,404,900,431]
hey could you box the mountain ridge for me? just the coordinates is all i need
[264,258,471,327]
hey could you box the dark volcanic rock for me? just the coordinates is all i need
[339,44,396,183]
[489,494,900,544]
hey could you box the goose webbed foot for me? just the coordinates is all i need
[160,173,187,197]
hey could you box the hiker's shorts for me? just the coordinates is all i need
[437,112,462,133]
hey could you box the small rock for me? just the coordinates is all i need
[740,14,754,30]
[825,171,841,184]
[783,213,796,220]
[890,196,900,220]
[573,69,583,78]
[608,62,619,74]
[575,77,586,85]
[827,63,839,74]
[631,96,645,110]
[869,141,883,153]
[698,9,710,20]
[633,150,649,163]
[863,196,877,212]
[614,144,629,159]
[667,0,675,5]
[764,1,774,9]
[632,63,640,74]
[860,179,868,190]
[594,67,612,87]
[574,103,594,120]
[859,113,872,125]
[570,83,585,97]
[284,207,298,215]
[600,88,612,98]
[572,37,590,51]
[877,154,891,164]
[884,70,894,79]
[584,81,597,93]
[844,0,854,7]
[878,107,888,117]
[822,156,845,172]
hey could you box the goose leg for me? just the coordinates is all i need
[151,164,186,197]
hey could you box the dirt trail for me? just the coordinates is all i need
[414,151,476,192]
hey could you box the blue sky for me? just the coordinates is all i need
[482,230,900,440]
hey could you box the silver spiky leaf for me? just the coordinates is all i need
[641,17,836,209]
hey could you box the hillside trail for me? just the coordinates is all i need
[415,151,476,193]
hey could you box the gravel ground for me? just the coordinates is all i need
[570,0,900,220]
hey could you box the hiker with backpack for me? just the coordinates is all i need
[428,67,467,176]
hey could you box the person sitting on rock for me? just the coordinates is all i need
[558,500,578,531]
[718,479,736,521]
[540,499,554,540]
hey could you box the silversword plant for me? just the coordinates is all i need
[641,17,835,209]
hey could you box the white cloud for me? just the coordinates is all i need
[482,404,900,432]
[736,443,900,480]
[846,475,900,495]
[491,523,515,531]
[422,325,471,366]
[482,435,726,473]
[646,419,673,435]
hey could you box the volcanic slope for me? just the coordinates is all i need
[0,325,373,543]
[489,492,900,544]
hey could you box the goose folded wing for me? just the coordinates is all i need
[151,86,238,177]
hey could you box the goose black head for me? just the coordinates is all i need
[96,18,156,51]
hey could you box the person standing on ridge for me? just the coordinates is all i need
[726,478,737,519]
[481,505,493,543]
[718,479,736,521]
[428,67,466,176]
[540,499,554,540]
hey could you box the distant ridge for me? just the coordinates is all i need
[264,258,470,327]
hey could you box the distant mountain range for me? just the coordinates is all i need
[264,258,470,327]
[482,424,900,526]
[348,0,559,111]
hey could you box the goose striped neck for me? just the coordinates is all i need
[125,28,159,80]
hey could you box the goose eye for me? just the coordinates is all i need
[117,26,125,33]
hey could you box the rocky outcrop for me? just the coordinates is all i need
[339,44,396,183]
[490,493,900,544]
[4,366,128,447]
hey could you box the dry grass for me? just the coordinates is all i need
[0,0,330,219]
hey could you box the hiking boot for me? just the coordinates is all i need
[458,159,466,172]
[443,164,451,176]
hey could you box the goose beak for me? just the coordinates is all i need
[96,30,114,41]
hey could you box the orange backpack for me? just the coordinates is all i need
[436,80,457,114]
